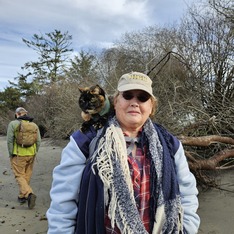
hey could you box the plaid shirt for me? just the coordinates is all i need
[105,141,151,233]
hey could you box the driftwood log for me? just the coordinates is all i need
[178,135,234,187]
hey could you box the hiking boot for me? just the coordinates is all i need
[18,197,27,204]
[28,193,37,209]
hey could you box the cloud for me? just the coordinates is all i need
[0,0,194,90]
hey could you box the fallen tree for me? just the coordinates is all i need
[178,135,234,187]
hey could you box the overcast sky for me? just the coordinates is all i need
[0,0,194,90]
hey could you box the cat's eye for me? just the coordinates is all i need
[121,91,151,102]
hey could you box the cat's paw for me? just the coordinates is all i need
[81,111,91,121]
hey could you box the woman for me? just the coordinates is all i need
[47,72,200,234]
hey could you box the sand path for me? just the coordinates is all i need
[0,136,233,233]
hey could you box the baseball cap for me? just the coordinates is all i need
[15,107,28,113]
[117,71,154,97]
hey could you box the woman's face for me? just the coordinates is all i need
[114,90,153,133]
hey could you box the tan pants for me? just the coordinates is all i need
[10,156,35,198]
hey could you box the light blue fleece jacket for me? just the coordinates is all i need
[47,135,200,234]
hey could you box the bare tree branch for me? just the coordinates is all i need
[179,135,234,146]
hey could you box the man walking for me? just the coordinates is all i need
[7,107,41,209]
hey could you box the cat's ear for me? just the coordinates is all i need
[95,84,105,96]
[78,87,85,93]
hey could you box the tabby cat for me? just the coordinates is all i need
[78,84,114,132]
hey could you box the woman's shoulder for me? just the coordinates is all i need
[71,127,98,158]
[153,122,180,154]
[72,127,97,141]
[153,122,172,135]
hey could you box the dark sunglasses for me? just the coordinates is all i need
[121,91,151,102]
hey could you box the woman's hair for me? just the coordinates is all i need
[113,91,158,119]
[150,96,158,118]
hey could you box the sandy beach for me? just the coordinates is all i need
[0,136,233,234]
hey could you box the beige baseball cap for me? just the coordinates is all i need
[117,71,154,97]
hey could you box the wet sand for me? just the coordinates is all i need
[0,136,233,234]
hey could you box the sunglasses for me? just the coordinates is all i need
[121,91,151,102]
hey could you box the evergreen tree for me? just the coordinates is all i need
[10,30,73,96]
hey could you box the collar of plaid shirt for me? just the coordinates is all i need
[124,136,140,155]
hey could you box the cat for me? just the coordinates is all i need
[78,84,114,132]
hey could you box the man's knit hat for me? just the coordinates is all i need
[15,107,28,114]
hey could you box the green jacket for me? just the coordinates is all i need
[7,117,41,157]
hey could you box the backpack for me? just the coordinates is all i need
[16,120,38,147]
